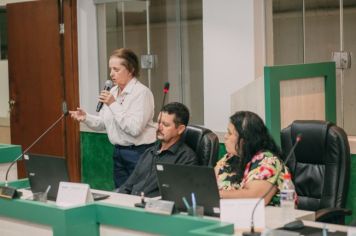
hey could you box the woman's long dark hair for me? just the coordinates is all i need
[230,111,281,183]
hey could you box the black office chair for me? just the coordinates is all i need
[281,120,352,224]
[183,125,219,167]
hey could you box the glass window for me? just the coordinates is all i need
[95,0,204,124]
[273,0,356,135]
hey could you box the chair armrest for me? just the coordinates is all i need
[316,207,352,224]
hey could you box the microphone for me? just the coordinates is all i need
[157,82,170,124]
[242,134,302,236]
[161,82,170,108]
[0,110,69,199]
[96,80,113,112]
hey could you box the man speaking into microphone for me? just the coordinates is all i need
[69,48,156,189]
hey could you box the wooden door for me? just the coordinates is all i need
[7,0,80,181]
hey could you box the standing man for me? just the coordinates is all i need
[69,48,156,188]
[119,102,198,197]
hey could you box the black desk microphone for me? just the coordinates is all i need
[242,134,302,236]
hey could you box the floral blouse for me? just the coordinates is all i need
[215,151,291,205]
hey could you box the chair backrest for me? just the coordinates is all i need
[280,120,350,212]
[183,125,219,167]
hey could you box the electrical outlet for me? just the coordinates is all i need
[332,51,351,69]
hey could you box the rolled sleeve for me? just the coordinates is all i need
[83,113,106,131]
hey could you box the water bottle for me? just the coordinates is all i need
[280,173,296,211]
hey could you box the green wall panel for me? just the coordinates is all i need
[81,132,114,191]
[218,143,227,159]
[346,154,356,224]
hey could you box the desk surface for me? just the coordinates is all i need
[3,187,347,236]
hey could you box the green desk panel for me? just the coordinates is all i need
[0,194,234,236]
[0,198,98,236]
[0,144,22,163]
[96,202,233,236]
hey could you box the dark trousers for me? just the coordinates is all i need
[113,143,154,188]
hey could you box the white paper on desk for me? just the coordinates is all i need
[220,198,265,231]
[348,227,356,236]
[56,182,94,207]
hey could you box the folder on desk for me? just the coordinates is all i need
[156,163,220,216]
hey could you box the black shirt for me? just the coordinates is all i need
[119,139,198,197]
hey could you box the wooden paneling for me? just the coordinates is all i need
[280,77,325,129]
[7,0,80,181]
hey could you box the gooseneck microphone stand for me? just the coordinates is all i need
[0,109,68,199]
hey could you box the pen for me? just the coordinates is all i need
[191,192,196,209]
[182,197,191,210]
[44,185,51,196]
[191,193,197,216]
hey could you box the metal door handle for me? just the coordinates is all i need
[8,99,16,112]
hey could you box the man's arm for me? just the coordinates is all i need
[118,153,147,194]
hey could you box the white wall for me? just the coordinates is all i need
[0,61,9,118]
[77,0,100,114]
[203,0,268,132]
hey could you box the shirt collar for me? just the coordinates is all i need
[120,77,137,94]
[153,137,185,155]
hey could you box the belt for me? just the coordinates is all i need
[114,143,154,150]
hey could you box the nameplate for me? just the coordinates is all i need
[56,182,93,207]
[145,199,175,215]
[220,198,265,231]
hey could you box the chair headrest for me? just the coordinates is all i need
[290,120,332,164]
[183,125,219,166]
[183,125,210,153]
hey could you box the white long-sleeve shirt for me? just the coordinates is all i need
[84,78,157,146]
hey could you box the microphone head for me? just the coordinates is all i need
[296,134,302,142]
[163,82,170,94]
[104,80,113,89]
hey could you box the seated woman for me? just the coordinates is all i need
[215,111,293,205]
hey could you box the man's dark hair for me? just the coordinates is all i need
[161,102,190,127]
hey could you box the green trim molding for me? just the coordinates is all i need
[264,62,336,145]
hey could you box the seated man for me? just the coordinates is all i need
[119,102,198,197]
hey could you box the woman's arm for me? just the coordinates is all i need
[219,180,277,205]
[69,107,106,131]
